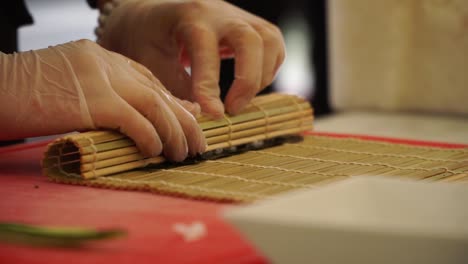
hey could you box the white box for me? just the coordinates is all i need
[224,177,468,264]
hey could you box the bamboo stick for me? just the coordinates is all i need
[80,146,140,163]
[206,117,313,145]
[199,102,310,130]
[204,110,312,137]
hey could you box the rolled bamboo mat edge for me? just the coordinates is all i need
[42,133,468,203]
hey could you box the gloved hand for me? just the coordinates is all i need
[0,40,205,161]
[98,0,286,118]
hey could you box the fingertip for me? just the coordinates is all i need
[197,137,207,155]
[163,141,188,162]
[224,82,254,116]
[137,135,163,158]
[124,121,163,158]
[159,121,189,162]
[170,99,207,157]
[191,102,202,117]
[188,125,207,157]
[199,97,225,119]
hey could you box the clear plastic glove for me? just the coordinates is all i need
[0,40,205,161]
[98,0,286,118]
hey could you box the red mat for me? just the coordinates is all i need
[0,133,466,264]
[0,141,264,264]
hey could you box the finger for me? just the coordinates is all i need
[125,63,205,156]
[177,23,224,119]
[132,89,188,162]
[221,22,263,115]
[111,75,189,162]
[181,45,234,65]
[174,97,202,117]
[93,97,163,158]
[155,88,206,156]
[254,24,286,88]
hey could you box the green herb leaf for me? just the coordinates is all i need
[0,222,126,247]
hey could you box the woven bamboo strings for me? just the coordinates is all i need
[45,135,468,202]
[42,93,313,180]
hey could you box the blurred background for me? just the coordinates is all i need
[15,0,357,144]
[19,0,319,112]
[19,0,97,51]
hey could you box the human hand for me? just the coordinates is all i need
[98,0,286,118]
[0,40,205,161]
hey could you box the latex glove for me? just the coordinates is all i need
[98,0,286,118]
[0,40,205,161]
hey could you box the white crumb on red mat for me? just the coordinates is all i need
[172,221,207,242]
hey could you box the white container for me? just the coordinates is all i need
[328,0,468,115]
[225,177,468,264]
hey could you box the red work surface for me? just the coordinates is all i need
[0,141,265,264]
[0,133,466,264]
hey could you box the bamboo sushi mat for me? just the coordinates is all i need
[45,134,468,202]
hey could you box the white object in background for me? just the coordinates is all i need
[328,0,468,115]
[275,12,314,99]
[225,177,468,264]
[314,111,468,144]
[20,0,97,51]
